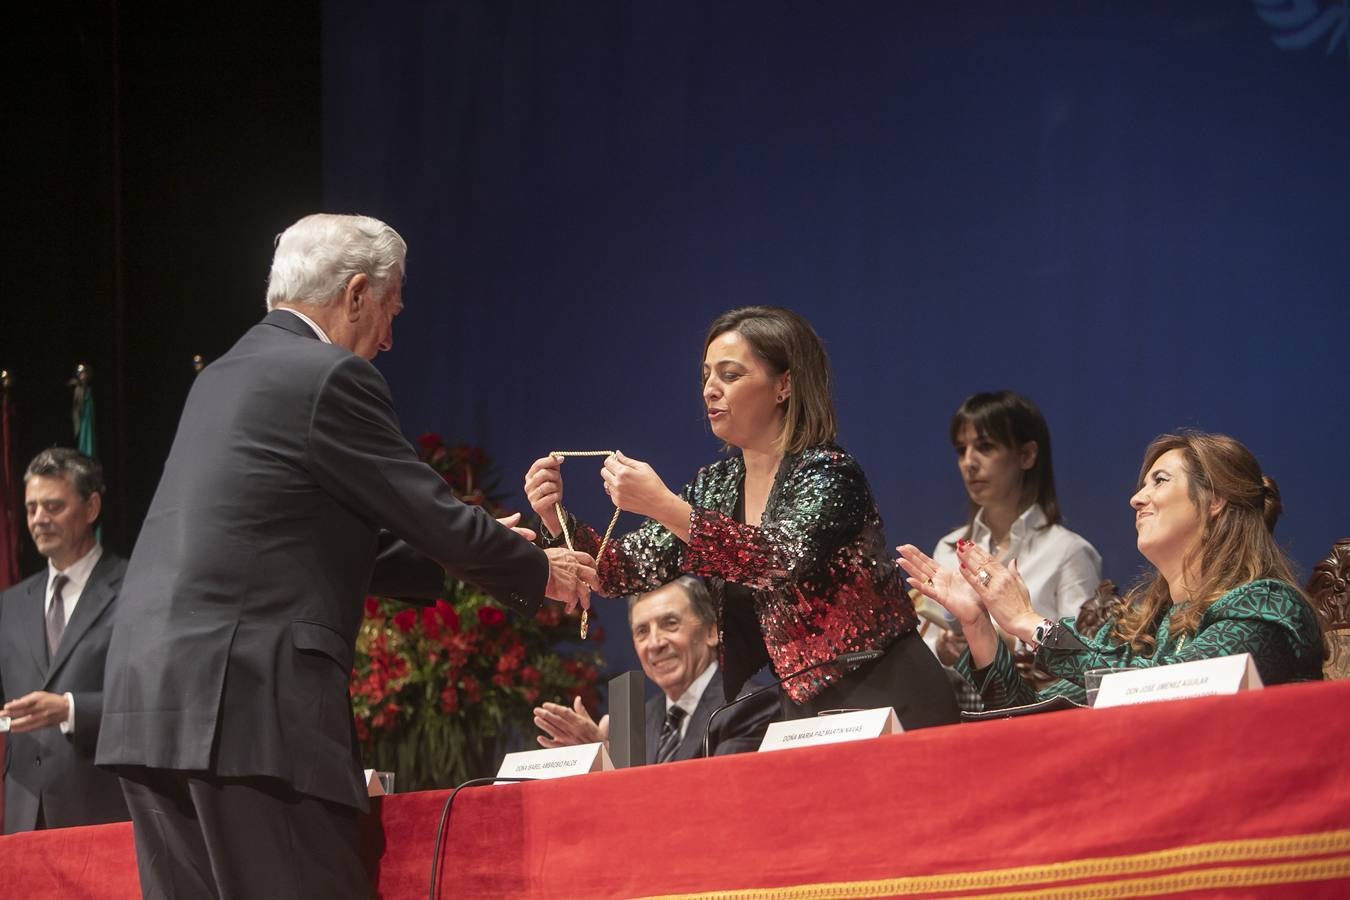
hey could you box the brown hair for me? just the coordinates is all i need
[1112,431,1308,654]
[949,391,1061,534]
[627,576,718,629]
[702,306,837,455]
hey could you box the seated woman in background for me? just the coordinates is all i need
[924,391,1101,665]
[899,431,1324,709]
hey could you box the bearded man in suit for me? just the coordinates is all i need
[97,213,596,899]
[0,448,129,833]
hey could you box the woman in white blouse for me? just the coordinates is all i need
[925,391,1102,665]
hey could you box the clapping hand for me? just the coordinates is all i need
[895,544,986,629]
[948,541,1039,638]
[533,696,609,749]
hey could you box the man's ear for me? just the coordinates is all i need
[344,273,372,321]
[84,491,102,527]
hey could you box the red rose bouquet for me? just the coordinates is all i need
[350,434,604,790]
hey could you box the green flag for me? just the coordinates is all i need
[71,369,99,540]
[75,381,97,458]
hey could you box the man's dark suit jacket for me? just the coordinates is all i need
[644,667,778,764]
[97,311,550,811]
[0,552,130,833]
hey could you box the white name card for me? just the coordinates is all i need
[1093,653,1264,709]
[758,707,901,753]
[496,742,613,780]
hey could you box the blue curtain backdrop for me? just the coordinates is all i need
[321,1,1350,683]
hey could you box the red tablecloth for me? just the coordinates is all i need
[3,679,1349,898]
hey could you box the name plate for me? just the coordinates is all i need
[496,742,613,780]
[1093,653,1264,709]
[758,707,901,753]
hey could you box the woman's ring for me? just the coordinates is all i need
[976,568,991,587]
[924,575,935,586]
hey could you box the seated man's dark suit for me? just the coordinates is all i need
[644,667,778,763]
[0,551,130,833]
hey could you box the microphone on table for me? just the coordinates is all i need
[702,648,885,759]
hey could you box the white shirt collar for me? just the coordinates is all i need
[47,543,103,606]
[969,504,1047,550]
[666,659,719,718]
[278,307,332,344]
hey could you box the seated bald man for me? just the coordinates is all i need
[534,576,777,763]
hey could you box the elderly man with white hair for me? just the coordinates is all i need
[97,214,598,900]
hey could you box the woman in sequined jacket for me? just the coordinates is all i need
[899,431,1324,709]
[525,306,959,727]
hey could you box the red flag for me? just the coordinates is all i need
[0,374,21,588]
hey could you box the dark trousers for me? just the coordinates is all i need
[118,768,371,900]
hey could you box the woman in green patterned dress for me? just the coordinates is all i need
[897,431,1324,709]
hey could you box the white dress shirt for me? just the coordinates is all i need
[46,543,104,733]
[279,307,332,343]
[665,660,719,741]
[933,504,1102,622]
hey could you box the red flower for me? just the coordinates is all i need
[392,609,418,633]
[491,672,513,690]
[534,605,562,627]
[417,433,444,454]
[364,597,381,617]
[522,687,540,704]
[520,666,541,685]
[434,599,460,632]
[421,605,443,638]
[477,606,506,627]
[461,675,481,704]
[440,685,460,714]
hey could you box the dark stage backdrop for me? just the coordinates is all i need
[321,2,1350,683]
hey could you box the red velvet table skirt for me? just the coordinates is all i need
[3,679,1350,898]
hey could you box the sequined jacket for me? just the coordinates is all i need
[957,578,1325,709]
[545,444,919,704]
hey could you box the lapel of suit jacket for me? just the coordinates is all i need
[673,668,724,762]
[45,554,121,684]
[21,571,49,673]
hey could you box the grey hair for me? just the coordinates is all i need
[626,575,717,627]
[264,213,407,310]
[25,447,105,499]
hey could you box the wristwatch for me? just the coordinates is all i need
[1028,618,1056,652]
[1027,617,1088,653]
